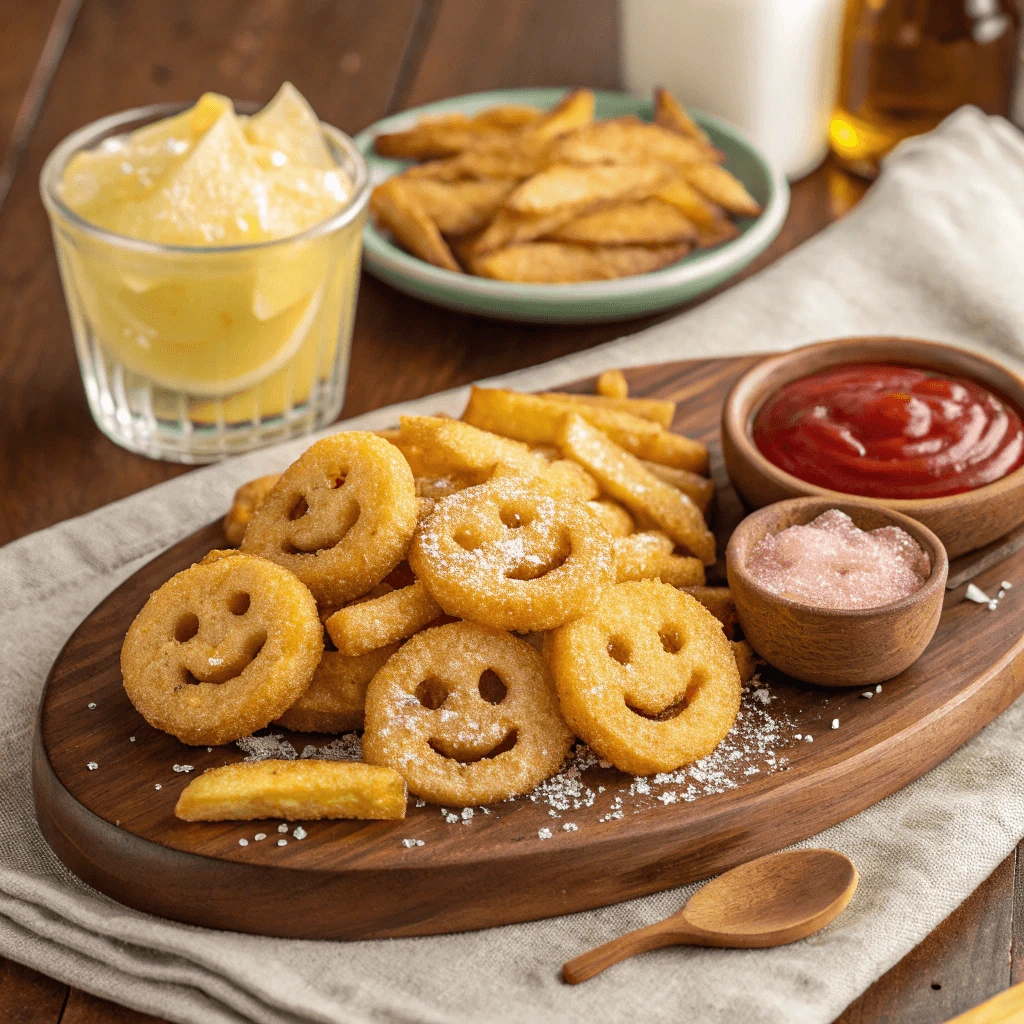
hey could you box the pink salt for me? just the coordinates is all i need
[746,509,930,610]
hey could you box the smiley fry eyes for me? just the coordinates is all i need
[174,613,199,643]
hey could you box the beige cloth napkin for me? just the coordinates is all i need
[4,107,1024,1024]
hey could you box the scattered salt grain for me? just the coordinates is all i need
[293,827,307,840]
[1003,581,1013,590]
[562,823,578,832]
[278,823,289,833]
[238,839,248,847]
[753,688,771,705]
[402,838,425,848]
[277,839,287,847]
[237,733,298,762]
[87,702,96,709]
[129,736,136,742]
[254,833,266,841]
[445,813,459,824]
[461,808,474,821]
[302,734,362,761]
[207,747,213,753]
[154,783,162,790]
[86,762,98,771]
[415,798,426,808]
[795,734,803,740]
[831,719,840,730]
[805,735,814,743]
[965,583,990,604]
[876,684,882,693]
[172,764,193,773]
[860,692,873,699]
[538,828,553,840]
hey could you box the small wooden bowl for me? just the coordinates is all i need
[720,336,1024,558]
[726,497,949,686]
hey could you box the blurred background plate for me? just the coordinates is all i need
[354,88,789,324]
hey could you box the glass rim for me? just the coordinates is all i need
[39,100,371,255]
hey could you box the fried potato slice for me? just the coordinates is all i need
[505,162,672,217]
[614,530,706,586]
[407,142,549,183]
[696,216,741,248]
[223,473,281,546]
[370,178,460,271]
[470,206,584,256]
[373,105,541,160]
[471,104,545,130]
[597,369,629,399]
[396,177,517,235]
[326,581,442,657]
[522,88,595,143]
[559,414,716,565]
[656,178,724,232]
[472,240,690,283]
[175,760,407,821]
[538,390,675,428]
[639,461,715,513]
[550,117,719,167]
[653,86,712,147]
[546,197,698,246]
[732,639,760,684]
[587,499,636,537]
[682,585,739,639]
[681,163,762,218]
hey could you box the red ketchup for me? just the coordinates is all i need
[752,364,1024,500]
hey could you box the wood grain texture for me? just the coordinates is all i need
[836,854,1015,1024]
[60,990,163,1024]
[0,957,67,1024]
[33,358,1024,939]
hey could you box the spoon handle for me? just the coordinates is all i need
[563,921,689,984]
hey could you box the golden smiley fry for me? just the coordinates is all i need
[613,531,706,587]
[362,621,574,806]
[223,474,281,546]
[121,553,322,746]
[175,760,407,821]
[241,431,418,607]
[547,580,741,775]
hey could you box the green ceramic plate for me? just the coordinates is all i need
[354,88,789,324]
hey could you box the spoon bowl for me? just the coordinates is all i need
[562,848,858,984]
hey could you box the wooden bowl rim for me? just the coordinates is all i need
[726,496,949,620]
[721,336,1024,512]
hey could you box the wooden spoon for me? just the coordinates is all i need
[562,848,857,984]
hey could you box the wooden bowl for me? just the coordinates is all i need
[720,336,1024,558]
[726,497,949,686]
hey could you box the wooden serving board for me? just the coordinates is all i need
[33,357,1024,940]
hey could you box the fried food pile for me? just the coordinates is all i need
[122,373,757,821]
[369,88,762,283]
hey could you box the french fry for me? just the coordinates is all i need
[326,581,442,656]
[682,586,739,638]
[370,179,461,272]
[471,240,690,284]
[397,177,517,235]
[731,639,760,684]
[538,390,676,428]
[596,369,629,399]
[655,178,724,232]
[407,142,549,183]
[520,87,595,143]
[174,760,408,821]
[545,198,698,246]
[505,162,673,217]
[587,499,636,537]
[681,163,762,218]
[653,86,712,147]
[558,414,716,565]
[540,458,600,500]
[468,104,544,130]
[613,531,706,586]
[550,117,719,167]
[639,460,715,513]
[373,105,542,160]
[471,207,584,256]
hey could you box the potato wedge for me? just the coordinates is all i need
[545,197,698,246]
[373,105,541,160]
[471,240,690,283]
[468,104,544,130]
[326,581,442,656]
[614,530,706,586]
[505,162,673,217]
[653,86,712,147]
[655,178,724,231]
[638,460,715,513]
[521,87,595,143]
[682,586,739,638]
[732,639,760,684]
[596,369,629,399]
[550,117,719,167]
[538,391,676,428]
[471,206,584,256]
[397,177,517,235]
[406,138,550,183]
[175,760,408,821]
[370,179,461,271]
[682,163,762,218]
[559,414,716,565]
[697,217,742,248]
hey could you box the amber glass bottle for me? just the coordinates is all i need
[830,0,1019,177]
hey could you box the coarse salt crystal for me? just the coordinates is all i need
[238,838,248,847]
[538,828,553,840]
[293,826,307,840]
[87,702,96,709]
[461,808,473,821]
[876,684,882,693]
[415,798,426,808]
[795,734,803,740]
[965,583,990,604]
[401,838,425,848]
[172,764,193,773]
[278,823,289,833]
[563,823,578,832]
[1003,581,1013,590]
[277,839,287,847]
[445,813,459,824]
[805,735,814,743]
[753,688,771,705]
[831,719,839,730]
[129,736,136,742]
[860,692,873,699]
[254,833,266,841]
[86,762,98,771]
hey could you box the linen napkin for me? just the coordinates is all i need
[4,107,1024,1024]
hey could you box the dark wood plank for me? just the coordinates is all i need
[34,357,1024,939]
[0,956,67,1024]
[1011,841,1024,985]
[835,854,1014,1024]
[0,0,423,547]
[60,989,162,1024]
[0,0,80,208]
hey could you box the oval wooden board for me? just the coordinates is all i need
[34,357,1024,940]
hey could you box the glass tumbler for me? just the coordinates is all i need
[40,103,370,464]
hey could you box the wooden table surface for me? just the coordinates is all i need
[0,2,1017,1023]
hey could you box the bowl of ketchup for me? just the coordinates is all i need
[721,337,1024,558]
